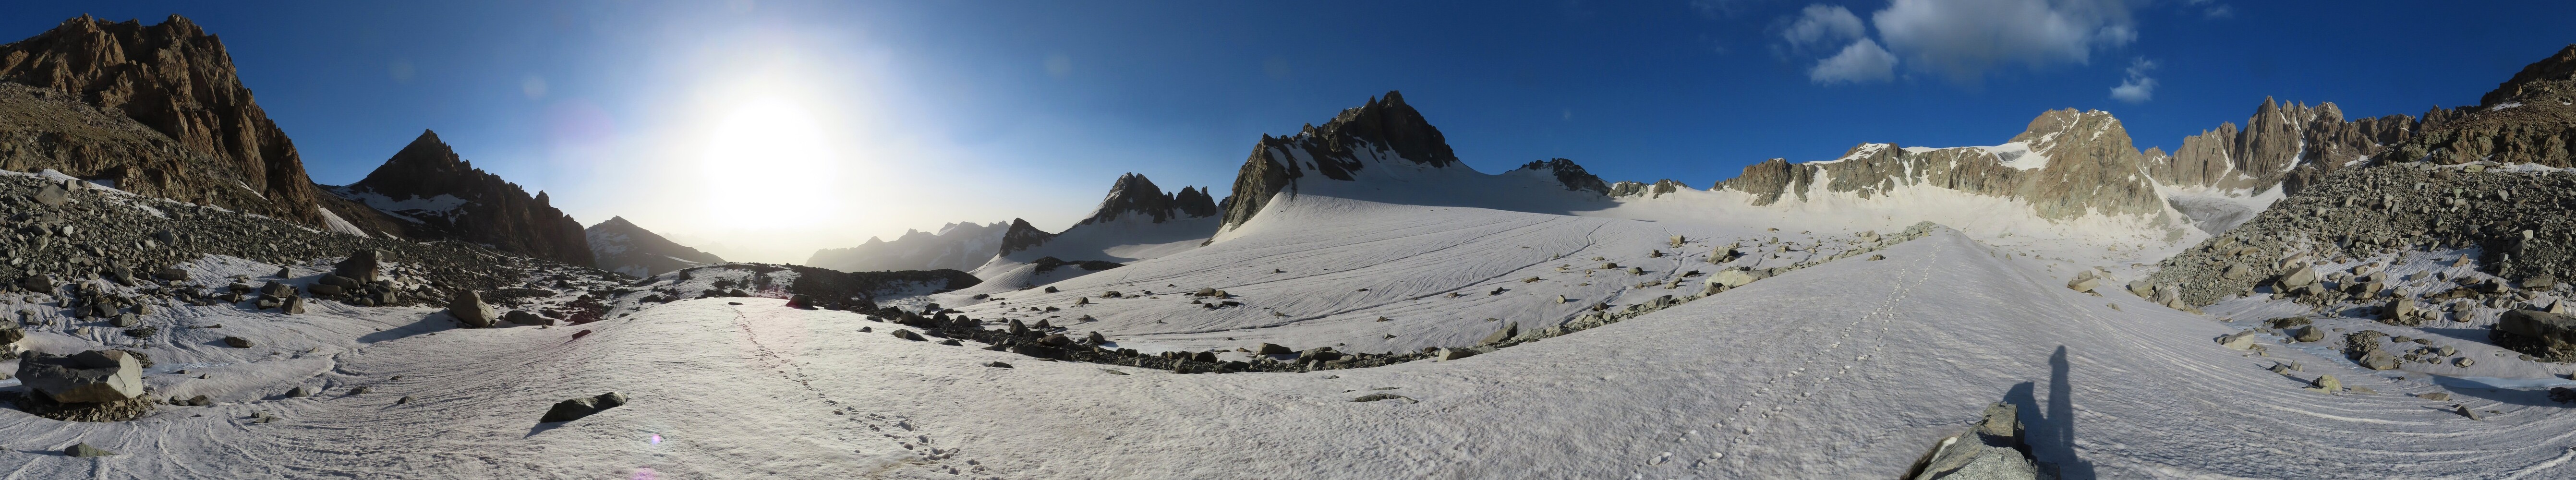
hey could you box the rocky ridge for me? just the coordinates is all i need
[2147,97,2425,197]
[0,15,375,231]
[1085,173,1217,225]
[585,216,723,277]
[1717,109,2168,223]
[335,131,592,267]
[806,221,1008,273]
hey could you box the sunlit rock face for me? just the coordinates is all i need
[588,216,725,277]
[2149,97,2423,196]
[2379,44,2576,169]
[336,131,594,267]
[0,14,396,231]
[1716,109,2167,221]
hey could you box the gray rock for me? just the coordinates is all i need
[2214,330,2262,350]
[16,350,145,403]
[62,443,112,457]
[1480,322,1521,345]
[2309,374,2341,393]
[281,296,306,314]
[447,290,498,328]
[985,361,1013,368]
[286,386,310,398]
[1434,348,1478,361]
[1257,343,1291,355]
[2501,309,2576,351]
[18,274,56,292]
[397,396,415,405]
[2289,326,2323,343]
[222,336,254,348]
[334,250,385,282]
[891,329,926,341]
[32,183,72,205]
[504,310,547,325]
[1904,402,2052,480]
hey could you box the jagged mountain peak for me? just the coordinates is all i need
[1510,158,1611,195]
[1085,173,1219,225]
[336,129,593,266]
[1218,91,1466,232]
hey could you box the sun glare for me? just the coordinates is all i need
[697,95,841,228]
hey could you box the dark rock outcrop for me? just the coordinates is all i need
[0,15,375,230]
[1217,91,1459,232]
[1085,173,1218,225]
[336,131,592,266]
[1509,158,1611,194]
[586,216,723,277]
[995,218,1058,256]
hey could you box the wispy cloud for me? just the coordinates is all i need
[2109,58,2156,103]
[1870,0,2137,83]
[1811,38,1898,84]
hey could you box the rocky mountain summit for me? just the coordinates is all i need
[1086,173,1216,225]
[585,216,724,277]
[1216,91,1460,233]
[334,131,592,267]
[2148,97,2423,197]
[1510,158,1612,195]
[806,221,1009,273]
[0,15,374,231]
[2378,44,2576,168]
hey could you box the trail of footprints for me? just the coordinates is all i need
[726,309,999,479]
[1641,246,1934,475]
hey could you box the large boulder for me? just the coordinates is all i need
[2499,309,2576,359]
[447,290,498,328]
[335,249,385,283]
[17,350,145,403]
[1480,322,1521,345]
[1903,402,2055,480]
[539,392,629,423]
[1709,268,1760,288]
[504,310,548,325]
[2276,266,2319,289]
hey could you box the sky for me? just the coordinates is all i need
[6,0,2572,264]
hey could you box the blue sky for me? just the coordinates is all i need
[7,0,2572,262]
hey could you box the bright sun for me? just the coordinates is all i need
[697,96,841,228]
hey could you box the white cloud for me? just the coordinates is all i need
[1809,38,1898,84]
[2109,58,2155,103]
[1781,4,1866,55]
[1869,0,2138,83]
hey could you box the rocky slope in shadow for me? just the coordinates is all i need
[0,15,387,231]
[586,216,724,277]
[333,131,592,267]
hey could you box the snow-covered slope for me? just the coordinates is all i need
[959,174,1225,294]
[19,229,2572,479]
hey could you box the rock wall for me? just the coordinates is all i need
[339,131,592,267]
[1512,158,1611,195]
[0,15,343,228]
[2380,44,2576,168]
